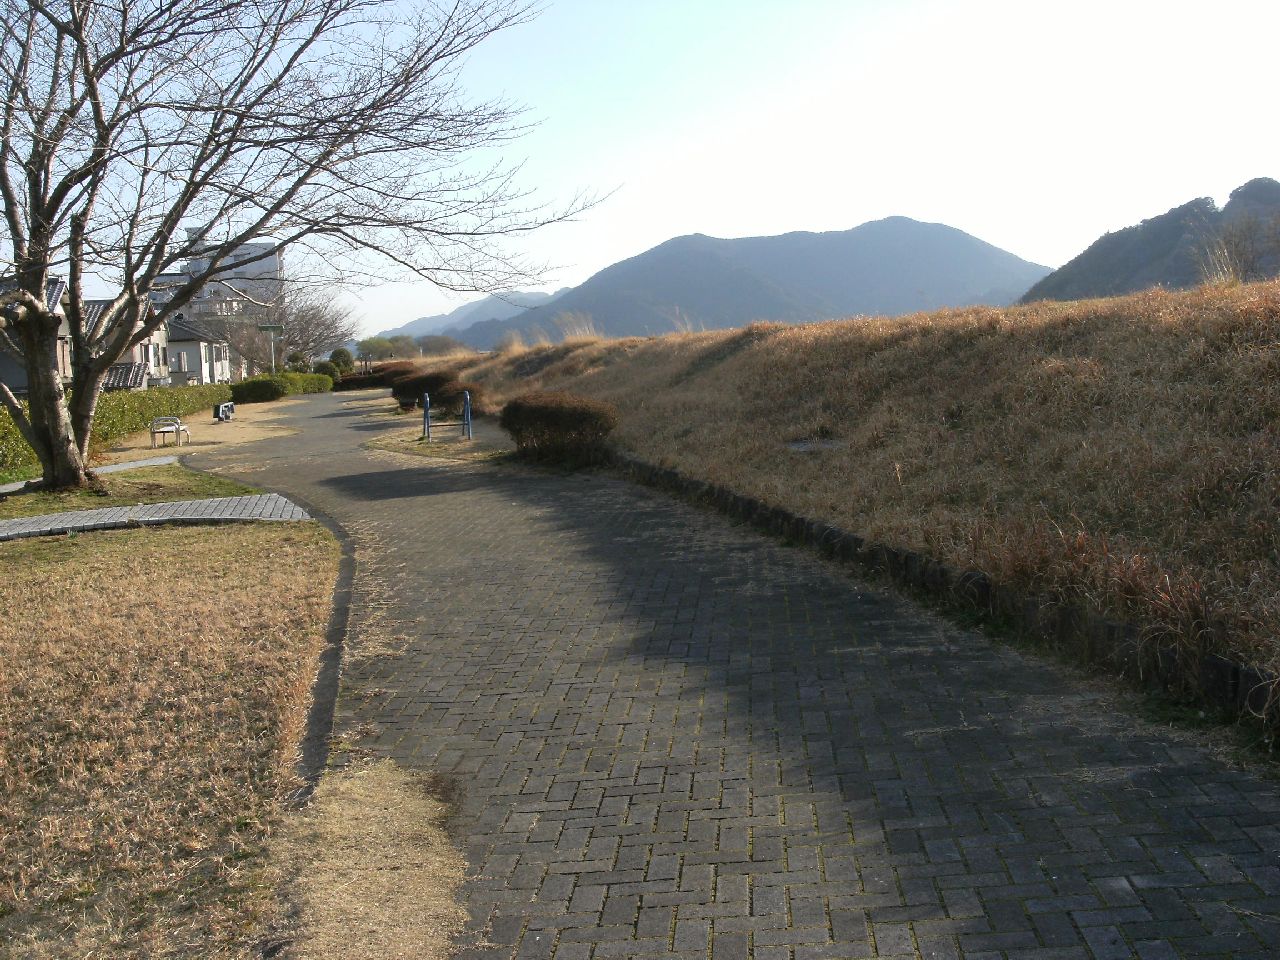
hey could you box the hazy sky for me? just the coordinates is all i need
[349,0,1280,334]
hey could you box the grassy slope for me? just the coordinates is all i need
[0,523,338,956]
[449,280,1280,673]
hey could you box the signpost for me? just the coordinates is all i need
[257,323,284,373]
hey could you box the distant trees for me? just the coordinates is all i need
[357,337,395,361]
[329,348,355,373]
[416,334,469,356]
[200,286,357,375]
[1197,213,1280,284]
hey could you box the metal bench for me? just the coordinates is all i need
[149,416,191,448]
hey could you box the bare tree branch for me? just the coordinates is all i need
[0,0,586,486]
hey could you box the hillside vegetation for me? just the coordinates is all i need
[448,281,1280,674]
[1024,178,1280,303]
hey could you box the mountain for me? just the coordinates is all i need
[1022,178,1280,303]
[374,290,562,341]
[449,217,1050,348]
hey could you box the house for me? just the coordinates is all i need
[0,276,73,394]
[86,299,172,391]
[167,315,236,385]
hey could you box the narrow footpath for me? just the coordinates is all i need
[189,392,1280,960]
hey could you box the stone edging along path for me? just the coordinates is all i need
[610,452,1279,732]
[0,492,311,542]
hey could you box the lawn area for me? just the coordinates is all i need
[0,522,339,956]
[0,464,257,521]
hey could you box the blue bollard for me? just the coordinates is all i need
[463,390,473,440]
[422,392,431,440]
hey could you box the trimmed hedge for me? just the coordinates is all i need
[0,382,232,479]
[230,372,332,404]
[498,391,618,464]
[281,371,333,394]
[431,379,483,416]
[389,370,458,406]
[313,360,340,380]
[334,372,384,391]
[230,375,291,404]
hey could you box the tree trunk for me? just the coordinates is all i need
[21,323,87,488]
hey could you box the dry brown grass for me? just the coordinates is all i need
[0,464,258,520]
[456,281,1280,673]
[271,760,468,960]
[94,396,304,466]
[0,523,338,957]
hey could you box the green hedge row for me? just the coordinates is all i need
[230,371,332,404]
[0,382,233,479]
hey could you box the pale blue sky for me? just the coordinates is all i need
[342,0,1280,333]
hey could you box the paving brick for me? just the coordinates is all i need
[190,394,1280,960]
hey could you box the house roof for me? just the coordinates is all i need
[82,299,110,326]
[0,275,67,313]
[167,315,223,344]
[103,361,147,391]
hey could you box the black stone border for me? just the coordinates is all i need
[610,453,1278,730]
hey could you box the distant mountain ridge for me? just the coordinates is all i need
[446,217,1050,348]
[1022,178,1280,303]
[374,290,562,341]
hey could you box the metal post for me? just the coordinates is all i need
[423,392,431,440]
[463,390,473,440]
[269,332,276,373]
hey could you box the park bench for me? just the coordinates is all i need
[149,416,191,448]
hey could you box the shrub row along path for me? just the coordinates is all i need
[189,392,1280,960]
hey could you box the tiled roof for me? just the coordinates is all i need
[0,275,67,312]
[82,299,110,325]
[103,362,147,391]
[167,316,222,343]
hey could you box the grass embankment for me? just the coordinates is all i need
[439,281,1279,676]
[0,520,339,956]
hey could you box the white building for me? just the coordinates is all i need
[167,316,236,385]
[181,230,284,309]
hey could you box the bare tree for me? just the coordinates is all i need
[1196,214,1273,285]
[0,0,579,487]
[199,285,357,374]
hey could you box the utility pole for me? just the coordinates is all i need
[257,323,284,373]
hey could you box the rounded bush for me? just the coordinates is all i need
[334,372,384,391]
[372,360,415,381]
[280,371,333,394]
[499,391,618,464]
[313,360,340,380]
[431,379,483,415]
[329,347,354,372]
[230,375,291,404]
[389,370,451,401]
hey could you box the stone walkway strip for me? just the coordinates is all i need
[0,492,310,542]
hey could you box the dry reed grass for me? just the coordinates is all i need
[270,760,467,960]
[0,523,338,956]
[456,281,1280,673]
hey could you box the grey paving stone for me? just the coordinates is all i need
[181,393,1280,960]
[0,492,310,541]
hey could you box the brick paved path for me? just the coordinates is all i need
[0,492,308,541]
[191,393,1280,960]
